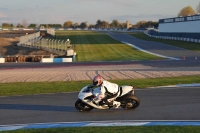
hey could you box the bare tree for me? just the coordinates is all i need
[197,2,200,13]
[22,19,28,28]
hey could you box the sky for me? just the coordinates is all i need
[0,0,200,26]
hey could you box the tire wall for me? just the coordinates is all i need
[4,56,42,62]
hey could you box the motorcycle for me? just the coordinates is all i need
[75,84,140,112]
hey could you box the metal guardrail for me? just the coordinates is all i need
[17,32,40,45]
[17,31,75,56]
[144,31,200,43]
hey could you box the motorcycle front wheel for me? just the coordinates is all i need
[75,99,94,112]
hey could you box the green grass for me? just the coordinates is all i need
[1,75,200,96]
[55,31,163,61]
[128,32,200,52]
[1,126,200,133]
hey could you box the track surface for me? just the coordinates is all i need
[0,86,200,125]
[1,60,200,69]
[1,60,200,83]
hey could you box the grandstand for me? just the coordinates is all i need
[147,14,200,39]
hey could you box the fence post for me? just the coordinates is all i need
[48,39,51,50]
[52,39,54,50]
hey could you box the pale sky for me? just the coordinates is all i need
[0,0,199,26]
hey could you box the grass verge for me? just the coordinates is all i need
[1,126,200,133]
[128,32,200,52]
[55,31,163,61]
[1,75,200,96]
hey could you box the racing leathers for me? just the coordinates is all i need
[93,80,120,107]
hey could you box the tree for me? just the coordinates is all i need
[63,21,73,28]
[28,24,37,28]
[132,21,158,29]
[89,24,95,28]
[104,21,110,28]
[39,24,62,28]
[95,20,110,28]
[178,6,195,17]
[16,23,23,28]
[2,23,14,28]
[80,21,88,28]
[110,20,120,28]
[134,21,146,28]
[119,23,126,28]
[73,23,79,28]
[197,2,200,13]
[152,22,158,28]
[96,19,103,28]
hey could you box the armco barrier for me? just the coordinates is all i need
[144,32,200,43]
[4,56,43,62]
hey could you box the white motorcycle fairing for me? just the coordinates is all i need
[78,86,108,109]
[75,84,140,112]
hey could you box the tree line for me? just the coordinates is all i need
[1,19,128,29]
[1,2,199,29]
[1,19,158,30]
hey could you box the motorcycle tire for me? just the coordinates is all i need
[121,95,140,110]
[75,99,94,112]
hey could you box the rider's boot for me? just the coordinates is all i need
[113,101,121,108]
[104,99,113,108]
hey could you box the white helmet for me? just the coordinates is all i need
[93,75,103,86]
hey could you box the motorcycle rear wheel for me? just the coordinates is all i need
[122,95,140,110]
[75,99,94,112]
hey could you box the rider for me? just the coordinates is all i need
[89,75,121,108]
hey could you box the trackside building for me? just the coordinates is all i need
[149,14,200,39]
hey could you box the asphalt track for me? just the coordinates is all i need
[1,60,200,69]
[0,86,200,125]
[108,32,200,60]
[1,32,200,127]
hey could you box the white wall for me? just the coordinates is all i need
[159,20,200,33]
[41,58,53,63]
[41,58,72,63]
[0,58,5,63]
